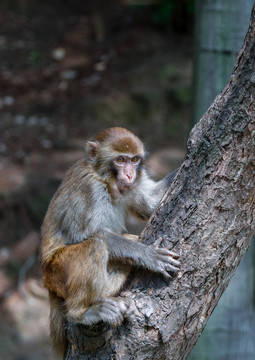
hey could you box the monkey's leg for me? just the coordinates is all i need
[79,236,138,326]
[97,233,139,322]
[52,238,130,326]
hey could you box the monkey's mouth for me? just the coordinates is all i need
[118,182,134,193]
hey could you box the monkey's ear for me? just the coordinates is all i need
[86,141,99,163]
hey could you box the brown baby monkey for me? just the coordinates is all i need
[40,127,180,356]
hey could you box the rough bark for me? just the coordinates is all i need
[64,5,255,360]
[190,1,255,358]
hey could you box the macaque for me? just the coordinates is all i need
[40,127,180,356]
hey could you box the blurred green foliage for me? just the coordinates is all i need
[152,0,177,25]
[152,0,194,27]
[29,49,41,67]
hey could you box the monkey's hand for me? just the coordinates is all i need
[143,238,180,278]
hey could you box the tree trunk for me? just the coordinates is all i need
[190,1,255,358]
[64,4,255,359]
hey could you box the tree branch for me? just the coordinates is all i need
[64,4,255,359]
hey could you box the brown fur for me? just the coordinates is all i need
[49,292,67,356]
[95,127,145,156]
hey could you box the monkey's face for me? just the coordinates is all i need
[112,155,142,193]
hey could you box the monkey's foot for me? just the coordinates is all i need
[114,296,136,321]
[83,297,131,326]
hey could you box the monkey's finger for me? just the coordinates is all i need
[154,237,163,247]
[167,257,180,266]
[156,249,180,264]
[168,251,179,259]
[160,269,172,279]
[158,255,180,267]
[166,264,180,273]
[153,239,179,259]
[155,264,172,279]
[157,248,179,259]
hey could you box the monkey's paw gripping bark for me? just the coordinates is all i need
[83,297,133,326]
[117,297,136,321]
[145,237,180,279]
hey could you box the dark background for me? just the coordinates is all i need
[0,1,193,359]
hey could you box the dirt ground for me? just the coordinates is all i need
[0,1,192,359]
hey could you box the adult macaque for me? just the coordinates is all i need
[40,127,180,356]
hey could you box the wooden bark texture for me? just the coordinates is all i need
[64,5,255,360]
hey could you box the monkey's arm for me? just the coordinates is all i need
[159,168,178,189]
[130,168,178,220]
[101,230,180,278]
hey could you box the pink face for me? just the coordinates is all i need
[113,155,141,192]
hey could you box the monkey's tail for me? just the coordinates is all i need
[49,291,67,357]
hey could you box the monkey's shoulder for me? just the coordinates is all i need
[65,158,94,180]
[46,158,111,219]
[57,159,102,192]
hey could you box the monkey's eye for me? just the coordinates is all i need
[132,156,139,163]
[116,156,126,163]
